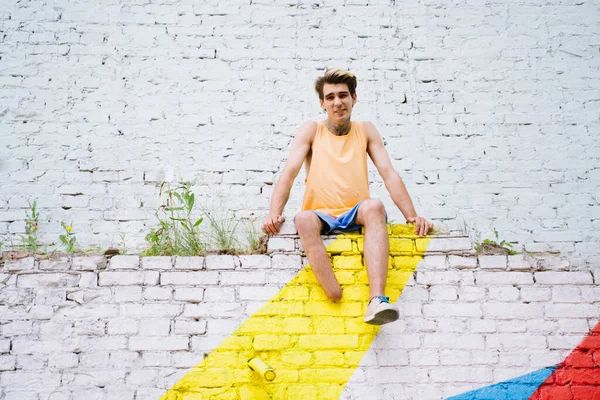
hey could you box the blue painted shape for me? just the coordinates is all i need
[446,367,556,400]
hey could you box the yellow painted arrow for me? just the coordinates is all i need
[160,224,430,400]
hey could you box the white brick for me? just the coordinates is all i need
[478,255,507,270]
[447,255,477,269]
[4,392,38,400]
[17,273,80,288]
[48,353,78,369]
[545,304,600,319]
[4,257,35,271]
[39,257,70,270]
[174,256,205,270]
[183,303,245,319]
[429,286,458,301]
[205,255,237,270]
[114,286,143,302]
[424,334,484,350]
[488,286,520,301]
[160,271,219,285]
[220,271,266,285]
[271,254,302,269]
[107,319,139,335]
[373,334,421,349]
[552,286,582,303]
[520,287,551,302]
[174,319,208,335]
[119,304,182,318]
[139,319,171,336]
[78,272,98,287]
[430,367,492,383]
[417,237,472,253]
[173,287,205,303]
[535,271,593,285]
[458,287,486,302]
[508,254,536,270]
[109,255,140,269]
[497,320,527,333]
[558,319,591,333]
[0,372,61,390]
[416,271,460,285]
[141,256,173,270]
[203,287,236,302]
[72,256,107,270]
[486,334,547,349]
[142,352,171,367]
[239,255,271,269]
[98,271,159,286]
[419,255,447,270]
[548,335,586,350]
[129,336,189,351]
[423,303,482,318]
[375,349,409,366]
[143,286,172,300]
[267,237,295,252]
[0,355,16,371]
[482,303,544,319]
[238,285,280,301]
[437,319,467,333]
[475,272,534,286]
[470,319,496,333]
[526,319,558,334]
[277,220,297,235]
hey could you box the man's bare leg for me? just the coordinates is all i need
[295,211,342,301]
[355,199,389,299]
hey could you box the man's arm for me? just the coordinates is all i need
[262,121,316,235]
[364,121,432,237]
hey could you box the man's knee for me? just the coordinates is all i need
[294,211,321,235]
[361,199,386,218]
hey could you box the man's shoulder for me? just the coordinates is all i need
[301,120,319,131]
[359,121,379,138]
[296,121,319,139]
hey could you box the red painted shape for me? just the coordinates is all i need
[530,322,600,400]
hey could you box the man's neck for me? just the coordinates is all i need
[326,119,352,136]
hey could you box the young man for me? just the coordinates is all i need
[262,68,432,325]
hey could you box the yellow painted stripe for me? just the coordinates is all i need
[160,225,430,400]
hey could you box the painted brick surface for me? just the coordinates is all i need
[0,1,599,267]
[0,227,598,399]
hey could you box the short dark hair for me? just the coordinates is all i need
[314,68,358,101]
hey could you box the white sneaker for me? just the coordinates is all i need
[364,296,399,325]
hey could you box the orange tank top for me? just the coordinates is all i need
[301,120,370,217]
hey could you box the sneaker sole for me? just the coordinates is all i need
[364,308,399,325]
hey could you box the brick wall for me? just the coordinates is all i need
[0,225,598,399]
[1,0,599,266]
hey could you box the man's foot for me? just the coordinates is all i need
[364,296,399,325]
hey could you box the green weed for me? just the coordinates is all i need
[59,222,79,253]
[204,210,241,253]
[20,200,41,251]
[243,218,267,253]
[119,234,127,255]
[143,181,205,256]
[475,228,517,255]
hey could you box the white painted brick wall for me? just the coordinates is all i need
[0,0,598,266]
[0,247,597,399]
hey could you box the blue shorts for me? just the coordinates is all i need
[312,202,364,234]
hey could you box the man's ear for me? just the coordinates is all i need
[352,93,357,105]
[319,99,325,109]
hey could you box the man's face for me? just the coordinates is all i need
[320,83,357,124]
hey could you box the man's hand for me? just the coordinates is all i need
[262,215,286,235]
[406,216,433,237]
